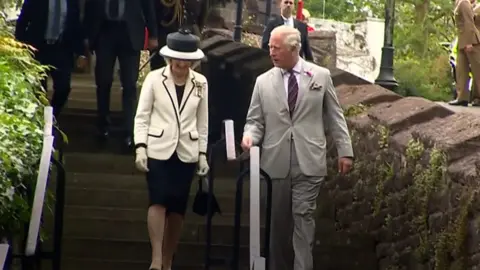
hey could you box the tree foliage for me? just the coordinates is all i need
[305,0,455,100]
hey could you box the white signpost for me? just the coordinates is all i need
[224,119,237,160]
[249,146,265,270]
[0,242,9,269]
[25,106,54,256]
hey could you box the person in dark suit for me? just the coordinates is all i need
[261,0,314,62]
[15,0,87,117]
[83,0,158,148]
[149,0,208,70]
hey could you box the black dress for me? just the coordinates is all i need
[145,84,197,215]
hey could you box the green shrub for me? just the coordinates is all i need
[0,18,50,236]
[394,53,453,102]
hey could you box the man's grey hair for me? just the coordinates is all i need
[271,25,302,52]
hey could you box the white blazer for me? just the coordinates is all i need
[133,66,209,163]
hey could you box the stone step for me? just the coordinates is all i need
[65,172,249,195]
[65,98,122,111]
[63,152,244,178]
[62,237,249,265]
[61,216,265,246]
[64,152,138,174]
[62,205,255,225]
[61,257,249,270]
[64,187,250,214]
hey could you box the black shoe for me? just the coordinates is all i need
[472,99,480,107]
[124,136,132,147]
[97,127,109,141]
[448,99,468,106]
[121,136,133,153]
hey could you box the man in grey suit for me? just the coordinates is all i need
[241,25,354,270]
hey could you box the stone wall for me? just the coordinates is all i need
[322,84,480,269]
[201,27,337,69]
[310,17,385,82]
[309,31,336,69]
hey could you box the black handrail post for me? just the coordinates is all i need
[261,169,272,270]
[52,126,66,270]
[205,138,226,270]
[232,170,248,270]
[231,168,272,270]
[52,158,66,270]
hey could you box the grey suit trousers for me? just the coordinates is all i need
[264,141,324,270]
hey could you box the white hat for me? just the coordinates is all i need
[159,28,205,61]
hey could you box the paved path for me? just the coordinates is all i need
[436,102,480,115]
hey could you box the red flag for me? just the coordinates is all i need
[296,0,304,20]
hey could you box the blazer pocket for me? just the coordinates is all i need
[189,131,199,141]
[148,128,164,138]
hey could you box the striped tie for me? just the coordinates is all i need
[287,70,298,115]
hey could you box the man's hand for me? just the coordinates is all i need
[466,44,474,52]
[76,55,88,70]
[148,38,159,51]
[241,135,253,152]
[338,157,353,175]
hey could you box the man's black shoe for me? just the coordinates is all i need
[448,99,468,106]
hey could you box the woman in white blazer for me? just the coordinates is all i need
[133,29,209,270]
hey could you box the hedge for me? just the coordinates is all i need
[0,18,50,237]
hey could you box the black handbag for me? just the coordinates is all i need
[192,176,222,216]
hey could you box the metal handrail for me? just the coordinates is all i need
[204,137,245,269]
[232,168,272,270]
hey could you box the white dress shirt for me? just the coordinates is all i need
[281,60,302,96]
[282,15,295,27]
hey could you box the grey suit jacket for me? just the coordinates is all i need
[243,59,353,179]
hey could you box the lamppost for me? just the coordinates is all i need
[233,0,273,41]
[375,0,399,90]
[233,0,244,41]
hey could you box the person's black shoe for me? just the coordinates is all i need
[124,136,132,147]
[448,99,468,106]
[97,127,109,141]
[121,136,133,153]
[471,99,480,107]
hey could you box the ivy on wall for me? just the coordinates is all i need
[327,104,476,270]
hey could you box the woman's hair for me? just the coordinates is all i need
[163,57,201,70]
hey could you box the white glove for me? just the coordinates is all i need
[197,154,209,176]
[135,147,149,172]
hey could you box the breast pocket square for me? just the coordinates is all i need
[309,82,322,91]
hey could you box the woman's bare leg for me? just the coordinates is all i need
[162,213,185,269]
[147,205,167,270]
